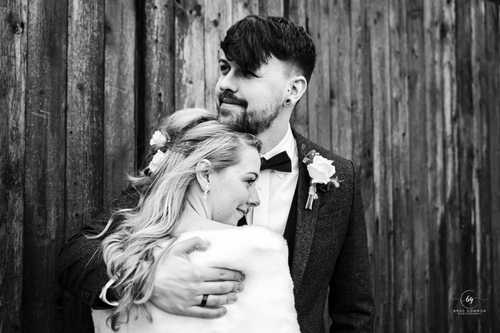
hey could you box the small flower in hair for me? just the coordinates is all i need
[148,150,168,173]
[150,130,168,146]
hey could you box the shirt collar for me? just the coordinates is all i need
[261,125,297,178]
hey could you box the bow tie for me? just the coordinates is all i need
[260,151,292,172]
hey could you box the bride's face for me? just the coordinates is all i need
[208,145,261,225]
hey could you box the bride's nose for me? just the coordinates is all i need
[247,185,260,207]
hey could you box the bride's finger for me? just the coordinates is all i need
[169,236,209,256]
[196,293,238,308]
[199,266,245,282]
[197,280,244,296]
[187,306,228,319]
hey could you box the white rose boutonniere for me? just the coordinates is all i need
[303,150,340,210]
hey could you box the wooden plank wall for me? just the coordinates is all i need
[1,0,499,332]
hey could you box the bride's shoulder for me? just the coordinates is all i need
[177,225,287,250]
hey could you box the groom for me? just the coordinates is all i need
[58,15,374,332]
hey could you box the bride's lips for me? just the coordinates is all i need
[237,208,248,216]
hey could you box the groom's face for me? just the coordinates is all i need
[215,53,289,135]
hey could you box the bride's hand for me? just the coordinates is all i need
[150,236,245,318]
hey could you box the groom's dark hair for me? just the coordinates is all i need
[220,15,316,83]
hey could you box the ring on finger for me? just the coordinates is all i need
[200,294,209,307]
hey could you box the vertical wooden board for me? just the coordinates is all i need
[456,1,478,331]
[288,0,308,137]
[471,0,494,330]
[259,0,284,16]
[423,0,447,331]
[335,0,353,159]
[486,3,500,332]
[143,0,175,144]
[388,0,412,331]
[232,0,258,22]
[22,0,67,332]
[65,1,105,331]
[0,1,26,332]
[367,0,393,331]
[104,0,136,206]
[407,0,430,331]
[305,0,329,147]
[442,0,461,330]
[329,0,340,152]
[204,0,232,111]
[350,0,374,265]
[174,0,205,110]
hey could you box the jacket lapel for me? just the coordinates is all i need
[290,131,319,296]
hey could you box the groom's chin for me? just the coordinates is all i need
[217,108,238,124]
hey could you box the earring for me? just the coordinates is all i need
[284,99,292,107]
[203,184,210,200]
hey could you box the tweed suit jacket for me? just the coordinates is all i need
[290,131,374,332]
[57,131,374,333]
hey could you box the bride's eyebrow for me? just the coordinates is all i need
[247,172,259,179]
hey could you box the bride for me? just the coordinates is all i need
[91,108,300,332]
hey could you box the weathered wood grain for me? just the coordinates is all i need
[22,0,67,332]
[485,3,500,332]
[143,0,175,146]
[368,1,394,331]
[259,0,283,17]
[0,2,26,332]
[174,0,205,110]
[104,0,136,205]
[442,0,461,331]
[305,0,328,147]
[424,0,447,331]
[288,0,308,137]
[407,0,429,332]
[65,1,105,331]
[456,1,479,331]
[471,1,493,331]
[388,0,412,331]
[232,0,258,22]
[335,0,353,160]
[349,0,374,277]
[204,0,232,110]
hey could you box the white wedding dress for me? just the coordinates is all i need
[92,226,301,333]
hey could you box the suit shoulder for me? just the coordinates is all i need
[293,130,354,174]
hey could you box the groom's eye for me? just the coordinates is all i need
[219,63,230,75]
[241,70,257,78]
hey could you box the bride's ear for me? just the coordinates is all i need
[195,159,212,189]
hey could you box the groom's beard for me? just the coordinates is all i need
[217,91,280,135]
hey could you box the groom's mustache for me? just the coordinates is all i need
[218,91,248,108]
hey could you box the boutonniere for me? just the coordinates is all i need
[302,150,340,210]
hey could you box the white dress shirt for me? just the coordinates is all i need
[246,125,299,235]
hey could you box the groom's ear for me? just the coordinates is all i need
[285,75,307,106]
[195,159,212,189]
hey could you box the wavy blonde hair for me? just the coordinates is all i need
[98,108,261,330]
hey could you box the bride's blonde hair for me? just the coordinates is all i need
[98,108,261,329]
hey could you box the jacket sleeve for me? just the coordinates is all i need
[57,187,139,309]
[328,161,374,332]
